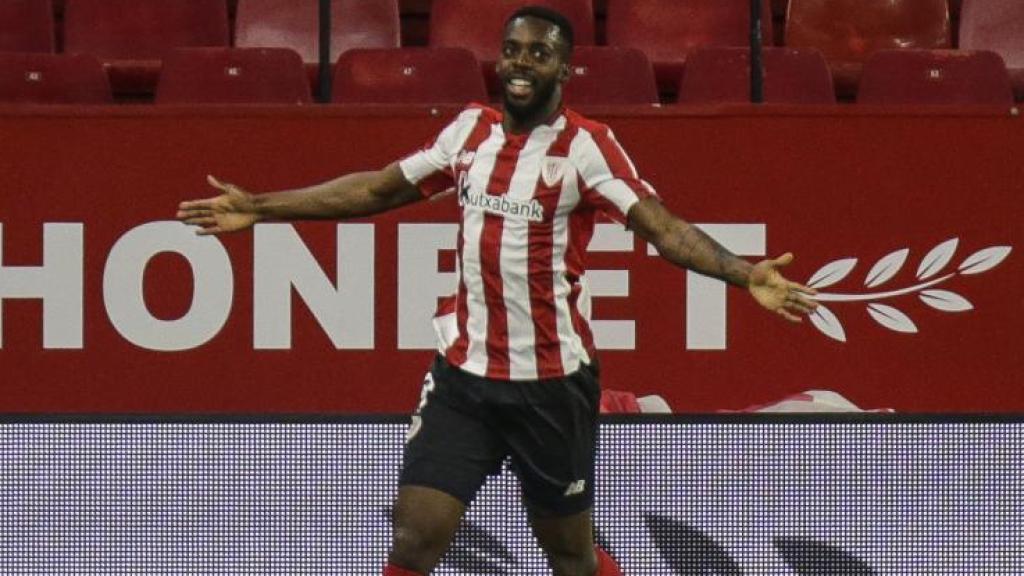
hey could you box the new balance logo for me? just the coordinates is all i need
[564,479,586,497]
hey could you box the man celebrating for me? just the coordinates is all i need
[178,6,817,575]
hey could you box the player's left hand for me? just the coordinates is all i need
[748,253,818,322]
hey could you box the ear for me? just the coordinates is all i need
[559,62,571,82]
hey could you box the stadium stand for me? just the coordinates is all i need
[155,47,312,105]
[857,49,1013,105]
[605,0,773,98]
[62,0,229,96]
[235,0,400,64]
[397,0,431,46]
[958,0,1024,101]
[0,0,55,53]
[677,46,835,104]
[0,52,111,103]
[429,0,595,96]
[8,0,1018,106]
[771,0,788,18]
[331,47,487,104]
[785,0,951,99]
[430,0,595,62]
[561,46,659,105]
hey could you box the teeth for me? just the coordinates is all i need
[510,78,531,86]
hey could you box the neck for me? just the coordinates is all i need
[503,94,563,134]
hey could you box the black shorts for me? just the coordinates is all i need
[400,354,601,517]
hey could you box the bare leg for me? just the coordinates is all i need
[529,507,599,576]
[388,485,467,574]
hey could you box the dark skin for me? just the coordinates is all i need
[498,15,570,133]
[177,15,816,576]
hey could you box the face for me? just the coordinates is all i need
[497,16,570,124]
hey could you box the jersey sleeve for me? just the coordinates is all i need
[399,107,484,198]
[571,125,658,224]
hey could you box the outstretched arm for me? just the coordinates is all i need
[628,197,817,322]
[177,162,423,235]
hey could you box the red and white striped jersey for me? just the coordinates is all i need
[400,104,657,381]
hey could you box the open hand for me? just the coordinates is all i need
[748,253,818,322]
[176,175,261,235]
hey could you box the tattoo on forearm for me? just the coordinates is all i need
[674,224,751,287]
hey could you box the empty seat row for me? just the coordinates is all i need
[0,46,1014,107]
[1,0,401,94]
[1,0,1021,100]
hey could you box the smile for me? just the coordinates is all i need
[506,77,535,98]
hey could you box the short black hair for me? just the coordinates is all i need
[505,5,575,54]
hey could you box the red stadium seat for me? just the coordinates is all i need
[430,0,595,62]
[0,0,54,53]
[331,47,487,104]
[0,52,111,103]
[959,0,1024,101]
[949,0,964,19]
[771,0,788,19]
[785,0,951,99]
[677,46,835,104]
[430,0,595,96]
[605,0,773,97]
[857,49,1013,105]
[562,47,658,105]
[235,0,400,64]
[155,48,312,105]
[63,0,229,96]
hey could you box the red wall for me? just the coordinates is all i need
[1,104,1021,413]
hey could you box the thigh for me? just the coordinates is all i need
[400,357,507,505]
[389,485,468,573]
[528,507,598,575]
[502,365,601,518]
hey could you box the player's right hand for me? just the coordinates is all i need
[177,175,261,235]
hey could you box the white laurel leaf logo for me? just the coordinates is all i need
[958,246,1012,275]
[806,240,1011,341]
[809,305,846,342]
[916,238,958,280]
[807,258,857,289]
[867,303,918,333]
[864,248,909,288]
[919,290,973,312]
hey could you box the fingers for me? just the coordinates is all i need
[768,252,819,296]
[176,176,243,237]
[195,226,224,236]
[181,216,218,227]
[177,201,220,234]
[177,211,222,235]
[767,253,817,292]
[776,307,802,323]
[178,176,232,211]
[791,281,818,296]
[783,297,816,315]
[752,253,821,323]
[176,204,212,218]
[207,174,230,192]
[177,199,216,213]
[778,283,819,321]
[179,176,236,218]
[771,252,794,267]
[787,289,819,311]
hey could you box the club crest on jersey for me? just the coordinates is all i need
[541,157,567,187]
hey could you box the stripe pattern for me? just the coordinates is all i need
[400,105,657,380]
